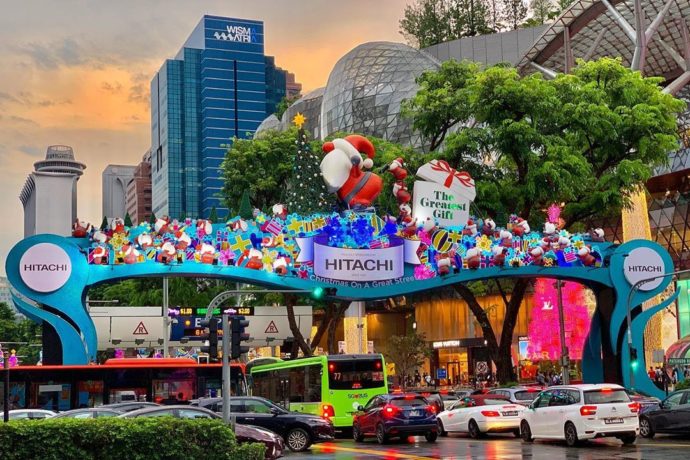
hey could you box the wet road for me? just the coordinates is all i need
[286,434,690,459]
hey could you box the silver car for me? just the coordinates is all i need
[486,387,541,406]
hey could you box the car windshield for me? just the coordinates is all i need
[390,397,427,407]
[514,391,538,401]
[327,358,385,390]
[584,389,630,404]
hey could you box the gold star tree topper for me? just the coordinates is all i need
[292,112,306,128]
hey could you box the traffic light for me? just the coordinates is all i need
[630,346,639,371]
[231,316,250,359]
[312,287,337,300]
[200,318,219,360]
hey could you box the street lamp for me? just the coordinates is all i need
[625,267,690,389]
[553,280,570,385]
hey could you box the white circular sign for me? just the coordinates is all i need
[19,243,72,293]
[623,247,665,291]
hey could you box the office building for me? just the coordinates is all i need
[151,15,267,219]
[286,72,302,99]
[265,56,287,116]
[125,151,152,225]
[19,145,86,237]
[102,164,136,220]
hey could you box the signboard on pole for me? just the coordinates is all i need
[623,247,665,291]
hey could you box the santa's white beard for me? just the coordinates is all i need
[319,149,351,193]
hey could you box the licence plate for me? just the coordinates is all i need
[604,418,623,424]
[408,410,421,417]
[502,411,518,417]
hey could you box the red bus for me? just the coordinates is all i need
[2,358,246,411]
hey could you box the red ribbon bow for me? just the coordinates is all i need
[430,160,473,189]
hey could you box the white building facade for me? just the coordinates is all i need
[102,165,136,220]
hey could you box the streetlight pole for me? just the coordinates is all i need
[625,268,690,389]
[221,313,231,426]
[556,280,570,385]
[162,277,169,357]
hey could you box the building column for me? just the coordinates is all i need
[343,301,367,354]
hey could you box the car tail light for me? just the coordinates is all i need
[628,402,640,414]
[580,405,597,416]
[426,405,437,415]
[404,393,416,400]
[321,404,335,419]
[383,404,399,417]
[481,410,500,417]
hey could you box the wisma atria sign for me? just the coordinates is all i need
[213,25,257,43]
[623,247,665,291]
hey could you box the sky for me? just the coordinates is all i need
[0,0,409,275]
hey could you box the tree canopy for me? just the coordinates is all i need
[403,57,683,382]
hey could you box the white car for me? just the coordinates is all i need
[8,409,56,420]
[437,396,525,438]
[519,384,639,447]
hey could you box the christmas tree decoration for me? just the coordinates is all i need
[527,278,592,361]
[286,115,332,213]
[238,190,253,220]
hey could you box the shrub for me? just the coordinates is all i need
[675,379,690,391]
[0,417,265,460]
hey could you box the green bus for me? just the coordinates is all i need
[249,354,388,428]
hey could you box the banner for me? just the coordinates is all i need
[313,235,404,281]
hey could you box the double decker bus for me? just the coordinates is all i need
[2,358,246,411]
[249,354,388,429]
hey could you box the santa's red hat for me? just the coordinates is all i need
[323,134,376,169]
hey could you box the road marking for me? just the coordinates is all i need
[312,443,439,459]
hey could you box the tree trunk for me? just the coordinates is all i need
[284,294,311,357]
[310,303,333,353]
[327,303,348,354]
[453,279,530,384]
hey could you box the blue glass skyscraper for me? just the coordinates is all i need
[151,15,266,219]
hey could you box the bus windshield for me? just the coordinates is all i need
[327,358,385,390]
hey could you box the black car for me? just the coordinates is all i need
[99,402,160,413]
[197,396,334,452]
[639,390,690,438]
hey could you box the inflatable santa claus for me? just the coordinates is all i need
[320,134,383,208]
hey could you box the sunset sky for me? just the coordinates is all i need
[0,0,409,273]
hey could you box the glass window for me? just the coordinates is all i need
[72,412,93,419]
[97,411,118,418]
[534,392,552,408]
[483,398,510,406]
[327,358,385,390]
[583,389,630,405]
[244,399,272,414]
[179,409,213,419]
[136,409,175,418]
[9,412,29,420]
[663,391,684,409]
[390,397,427,408]
[514,390,539,401]
[363,396,379,411]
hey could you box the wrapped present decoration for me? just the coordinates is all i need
[416,159,476,201]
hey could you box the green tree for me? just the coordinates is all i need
[450,0,493,36]
[238,190,253,220]
[209,207,218,223]
[124,213,133,227]
[149,212,157,226]
[384,333,432,387]
[502,0,528,29]
[221,128,304,213]
[275,96,299,119]
[100,216,109,231]
[525,0,557,26]
[286,128,333,214]
[405,58,683,383]
[0,303,42,365]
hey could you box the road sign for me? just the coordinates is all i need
[264,321,279,334]
[132,321,149,335]
[437,368,447,380]
[668,357,690,365]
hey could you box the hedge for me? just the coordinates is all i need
[0,417,265,460]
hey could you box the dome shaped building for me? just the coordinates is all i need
[320,42,440,148]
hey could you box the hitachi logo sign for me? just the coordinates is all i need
[325,258,393,271]
[23,263,69,272]
[626,265,663,273]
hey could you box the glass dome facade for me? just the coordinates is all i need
[320,42,440,148]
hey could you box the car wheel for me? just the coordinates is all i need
[286,427,311,452]
[438,419,448,437]
[376,424,388,445]
[468,419,482,439]
[639,416,655,438]
[564,422,579,447]
[352,423,364,442]
[512,428,521,438]
[425,431,438,443]
[520,421,533,443]
[618,434,636,445]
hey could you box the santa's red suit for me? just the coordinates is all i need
[320,135,383,208]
